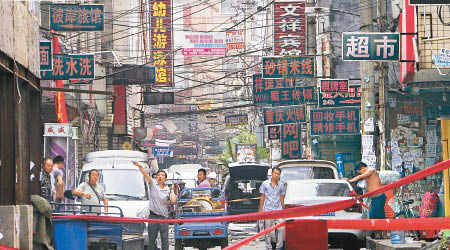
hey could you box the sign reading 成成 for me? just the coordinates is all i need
[40,54,95,79]
[319,79,349,93]
[40,42,52,71]
[310,108,360,135]
[263,56,315,78]
[263,106,306,125]
[50,5,104,31]
[281,123,301,159]
[342,33,400,61]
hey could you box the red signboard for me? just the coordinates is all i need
[151,0,173,86]
[273,1,306,56]
[319,79,349,93]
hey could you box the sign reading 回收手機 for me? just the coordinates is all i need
[310,108,360,135]
[342,33,400,61]
[50,4,104,31]
[40,54,94,79]
[263,56,315,78]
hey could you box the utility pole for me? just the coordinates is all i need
[306,0,316,159]
[359,0,376,168]
[377,0,389,170]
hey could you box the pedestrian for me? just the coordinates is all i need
[52,155,65,206]
[197,168,210,187]
[345,161,385,238]
[133,162,176,250]
[259,167,285,250]
[40,157,53,202]
[207,172,217,187]
[72,169,109,214]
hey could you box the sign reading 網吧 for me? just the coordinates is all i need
[263,105,306,125]
[310,108,360,135]
[410,0,450,4]
[319,79,349,93]
[252,74,316,105]
[342,33,400,61]
[50,4,104,31]
[40,42,52,71]
[225,114,248,127]
[151,0,173,86]
[281,123,301,159]
[263,56,315,78]
[268,126,281,140]
[273,1,306,56]
[40,54,95,79]
[112,65,156,85]
[319,85,361,107]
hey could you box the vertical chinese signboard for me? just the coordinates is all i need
[40,42,52,71]
[310,108,360,135]
[342,33,400,61]
[273,0,306,56]
[281,123,301,159]
[50,5,104,31]
[40,54,95,79]
[151,0,173,86]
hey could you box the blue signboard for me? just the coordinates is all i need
[263,105,306,125]
[342,33,400,61]
[40,54,95,80]
[319,85,361,107]
[153,147,173,157]
[310,108,360,135]
[281,123,301,159]
[335,153,345,178]
[263,56,315,79]
[50,4,104,31]
[40,42,52,71]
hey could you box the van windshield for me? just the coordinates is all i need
[80,169,148,200]
[280,166,336,182]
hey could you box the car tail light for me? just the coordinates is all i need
[179,230,191,236]
[344,203,362,213]
[285,204,304,209]
[212,229,224,235]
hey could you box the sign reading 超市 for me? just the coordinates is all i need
[40,54,95,79]
[263,56,315,78]
[310,108,360,135]
[342,33,400,61]
[263,105,306,125]
[50,4,104,31]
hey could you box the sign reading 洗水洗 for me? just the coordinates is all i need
[225,114,248,127]
[342,33,400,61]
[263,105,306,125]
[40,42,52,71]
[263,56,315,78]
[112,65,156,85]
[50,4,104,31]
[40,54,95,80]
[410,0,450,4]
[281,123,301,159]
[310,108,360,135]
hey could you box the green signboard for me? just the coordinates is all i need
[310,108,360,135]
[281,123,301,159]
[40,54,95,80]
[263,105,306,125]
[342,33,400,61]
[262,56,315,78]
[40,42,52,71]
[50,4,104,31]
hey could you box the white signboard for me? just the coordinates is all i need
[181,32,226,56]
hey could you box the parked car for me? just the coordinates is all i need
[223,162,270,215]
[277,159,339,182]
[284,179,365,250]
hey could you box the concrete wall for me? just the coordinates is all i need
[0,2,40,76]
[0,205,33,250]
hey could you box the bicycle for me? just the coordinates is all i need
[394,185,420,240]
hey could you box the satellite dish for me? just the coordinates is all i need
[134,127,147,141]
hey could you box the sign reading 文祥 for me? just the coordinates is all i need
[281,123,301,159]
[310,108,360,135]
[40,54,95,80]
[263,56,315,78]
[263,105,306,125]
[50,4,104,31]
[342,33,400,61]
[225,114,248,127]
[40,42,52,71]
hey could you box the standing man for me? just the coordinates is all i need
[52,155,65,205]
[72,169,109,214]
[259,167,285,250]
[40,157,53,202]
[197,168,210,187]
[133,162,176,250]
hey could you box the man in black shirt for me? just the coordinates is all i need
[40,157,53,202]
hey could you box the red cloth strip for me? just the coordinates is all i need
[327,217,450,230]
[222,221,286,250]
[0,244,19,250]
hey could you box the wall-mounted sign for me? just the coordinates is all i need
[410,0,450,4]
[268,126,281,140]
[206,115,218,124]
[263,105,306,125]
[112,65,156,85]
[310,108,360,135]
[319,85,361,107]
[273,1,306,56]
[281,123,301,159]
[153,146,173,157]
[225,114,248,127]
[40,54,95,79]
[342,32,400,61]
[263,56,315,78]
[226,30,245,50]
[40,42,52,71]
[142,92,175,105]
[319,79,349,93]
[181,32,226,55]
[236,144,256,162]
[50,4,104,31]
[44,123,72,137]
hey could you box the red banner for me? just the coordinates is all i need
[273,1,306,56]
[52,33,68,123]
